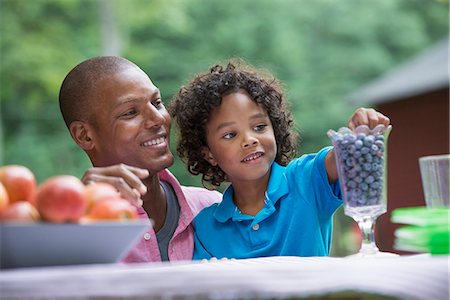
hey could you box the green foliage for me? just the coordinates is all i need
[0,0,447,255]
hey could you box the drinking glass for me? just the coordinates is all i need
[419,154,450,207]
[328,124,397,257]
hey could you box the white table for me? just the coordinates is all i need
[1,255,448,299]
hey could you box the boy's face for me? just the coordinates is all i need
[203,91,277,184]
[87,66,173,174]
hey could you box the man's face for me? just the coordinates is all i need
[88,67,173,174]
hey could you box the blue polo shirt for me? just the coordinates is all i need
[193,146,342,260]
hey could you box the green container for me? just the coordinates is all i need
[391,207,449,255]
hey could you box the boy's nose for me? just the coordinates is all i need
[242,135,258,148]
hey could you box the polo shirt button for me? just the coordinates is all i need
[144,232,151,240]
[252,224,260,231]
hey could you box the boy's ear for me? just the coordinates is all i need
[69,121,95,151]
[201,147,218,166]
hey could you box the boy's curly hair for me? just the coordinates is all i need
[169,60,299,187]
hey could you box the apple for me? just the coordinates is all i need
[0,201,40,223]
[35,175,87,223]
[0,165,37,204]
[89,198,138,221]
[0,182,9,215]
[85,182,121,209]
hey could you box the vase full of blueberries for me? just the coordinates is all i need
[328,124,397,257]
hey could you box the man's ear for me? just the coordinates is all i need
[69,121,95,151]
[201,147,218,166]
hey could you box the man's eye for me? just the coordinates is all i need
[223,132,236,139]
[255,124,267,131]
[153,99,164,108]
[122,109,137,117]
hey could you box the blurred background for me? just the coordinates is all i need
[0,0,448,256]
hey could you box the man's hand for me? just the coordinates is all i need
[81,164,149,207]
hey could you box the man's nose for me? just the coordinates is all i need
[143,103,164,128]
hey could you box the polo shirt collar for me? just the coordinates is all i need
[266,162,289,202]
[213,162,289,223]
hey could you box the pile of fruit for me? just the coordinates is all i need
[0,165,138,223]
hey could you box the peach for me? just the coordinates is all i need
[0,201,40,223]
[0,182,9,215]
[0,165,37,204]
[85,182,121,210]
[89,198,138,221]
[35,175,87,223]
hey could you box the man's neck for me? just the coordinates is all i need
[141,174,167,232]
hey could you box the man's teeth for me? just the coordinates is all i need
[244,153,262,161]
[142,137,165,146]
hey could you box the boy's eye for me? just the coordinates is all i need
[223,132,236,139]
[255,124,267,131]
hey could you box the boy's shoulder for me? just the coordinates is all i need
[286,146,333,169]
[158,168,221,214]
[181,185,221,215]
[193,200,220,225]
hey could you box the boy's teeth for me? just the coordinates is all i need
[142,137,164,146]
[244,153,262,161]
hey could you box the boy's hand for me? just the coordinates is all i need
[81,164,149,207]
[348,107,390,130]
[326,107,390,183]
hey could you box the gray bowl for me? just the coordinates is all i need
[0,221,150,269]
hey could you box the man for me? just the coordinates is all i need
[59,56,221,262]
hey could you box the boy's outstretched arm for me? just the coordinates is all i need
[325,108,391,183]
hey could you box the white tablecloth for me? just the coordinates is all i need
[1,255,449,299]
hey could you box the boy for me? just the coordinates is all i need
[169,61,390,259]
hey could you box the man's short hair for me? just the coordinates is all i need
[59,56,138,128]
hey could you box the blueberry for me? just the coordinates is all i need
[363,135,375,146]
[370,144,379,154]
[357,133,366,140]
[374,140,384,150]
[354,139,363,149]
[346,180,357,189]
[345,157,356,167]
[347,169,357,178]
[371,181,381,189]
[363,163,372,171]
[357,197,367,205]
[354,176,363,183]
[369,189,379,197]
[365,175,375,184]
[364,153,373,162]
[360,182,369,191]
[347,144,356,154]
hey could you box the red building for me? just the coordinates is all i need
[348,38,449,253]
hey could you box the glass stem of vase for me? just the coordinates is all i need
[357,216,380,254]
